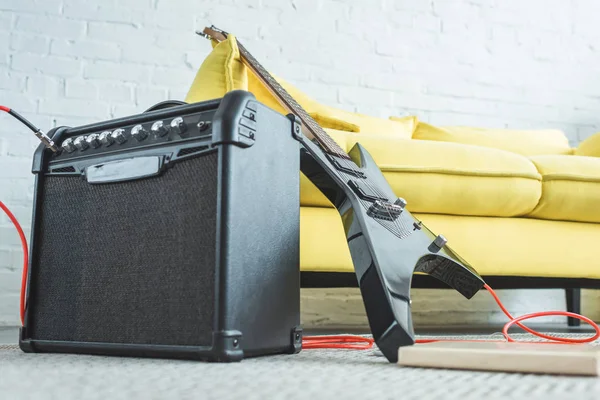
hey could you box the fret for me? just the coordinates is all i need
[236,40,349,159]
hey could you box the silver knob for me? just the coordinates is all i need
[151,120,168,137]
[433,234,448,248]
[61,138,76,153]
[86,133,101,148]
[73,136,89,151]
[394,198,407,208]
[131,124,148,141]
[99,131,114,146]
[111,128,127,144]
[170,117,187,136]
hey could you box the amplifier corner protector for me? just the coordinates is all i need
[286,113,303,142]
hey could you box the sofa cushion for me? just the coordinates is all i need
[409,121,574,156]
[185,35,416,138]
[343,134,542,217]
[527,155,600,223]
[575,131,600,158]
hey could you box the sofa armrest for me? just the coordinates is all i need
[575,132,600,157]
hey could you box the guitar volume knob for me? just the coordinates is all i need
[394,198,407,209]
[433,235,448,248]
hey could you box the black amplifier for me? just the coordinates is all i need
[19,90,303,361]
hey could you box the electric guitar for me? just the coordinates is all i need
[199,26,485,362]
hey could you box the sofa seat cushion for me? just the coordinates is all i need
[343,134,542,217]
[410,122,574,156]
[527,155,600,223]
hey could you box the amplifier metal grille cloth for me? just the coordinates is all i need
[29,152,218,346]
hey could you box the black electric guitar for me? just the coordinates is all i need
[200,26,485,362]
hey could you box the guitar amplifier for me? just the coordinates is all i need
[19,90,303,361]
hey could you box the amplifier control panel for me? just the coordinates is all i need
[52,110,216,161]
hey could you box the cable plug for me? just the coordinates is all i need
[33,129,58,152]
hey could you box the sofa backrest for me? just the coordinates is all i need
[408,122,574,157]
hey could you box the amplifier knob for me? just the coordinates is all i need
[131,124,148,141]
[170,117,187,136]
[111,128,127,144]
[73,136,89,151]
[99,131,115,146]
[86,133,101,148]
[61,138,76,153]
[151,120,169,137]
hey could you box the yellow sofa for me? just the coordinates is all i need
[185,35,600,323]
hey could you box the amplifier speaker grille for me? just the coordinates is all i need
[29,152,218,347]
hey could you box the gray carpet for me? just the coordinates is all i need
[1,333,599,400]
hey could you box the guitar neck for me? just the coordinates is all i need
[234,40,349,159]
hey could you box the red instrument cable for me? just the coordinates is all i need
[1,201,28,325]
[1,105,599,350]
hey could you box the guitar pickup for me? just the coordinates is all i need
[326,154,365,178]
[348,180,388,202]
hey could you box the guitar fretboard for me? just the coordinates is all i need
[235,40,349,159]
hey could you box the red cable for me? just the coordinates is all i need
[302,283,600,349]
[0,201,28,325]
[302,334,374,349]
[415,284,600,345]
[0,105,10,112]
[1,199,598,348]
[484,283,600,343]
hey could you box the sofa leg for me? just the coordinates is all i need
[565,288,581,327]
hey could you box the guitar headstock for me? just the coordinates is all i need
[196,25,228,42]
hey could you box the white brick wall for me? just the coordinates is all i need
[1,0,600,326]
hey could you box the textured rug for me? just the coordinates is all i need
[1,334,599,400]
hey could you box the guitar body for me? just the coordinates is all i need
[291,115,485,362]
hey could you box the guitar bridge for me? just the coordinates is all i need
[367,200,404,221]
